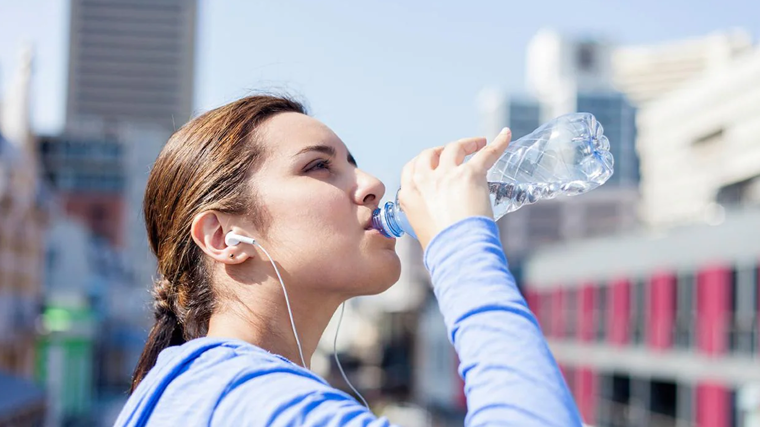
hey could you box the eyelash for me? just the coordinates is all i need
[306,159,332,173]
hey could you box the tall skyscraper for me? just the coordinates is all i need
[56,0,196,276]
[65,0,197,130]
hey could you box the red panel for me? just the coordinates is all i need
[541,292,553,337]
[648,271,677,350]
[551,288,565,339]
[578,284,596,342]
[696,383,730,427]
[524,288,540,320]
[609,278,631,346]
[575,368,597,425]
[696,266,731,355]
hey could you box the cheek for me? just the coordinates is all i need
[262,185,357,255]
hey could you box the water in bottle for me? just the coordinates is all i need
[371,112,614,239]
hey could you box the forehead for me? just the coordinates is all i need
[258,112,346,158]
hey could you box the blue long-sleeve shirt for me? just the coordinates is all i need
[115,216,581,426]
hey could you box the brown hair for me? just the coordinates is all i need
[130,95,306,393]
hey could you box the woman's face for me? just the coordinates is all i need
[242,112,400,296]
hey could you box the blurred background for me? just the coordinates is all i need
[1,0,759,426]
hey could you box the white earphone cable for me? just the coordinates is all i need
[255,243,307,369]
[232,233,369,409]
[334,302,370,408]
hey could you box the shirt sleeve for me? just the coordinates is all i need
[424,216,582,426]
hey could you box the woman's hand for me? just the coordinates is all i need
[398,128,512,251]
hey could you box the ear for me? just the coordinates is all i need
[190,211,251,264]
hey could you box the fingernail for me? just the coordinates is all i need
[500,127,511,134]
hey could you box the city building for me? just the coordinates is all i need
[498,186,639,265]
[66,0,197,130]
[612,29,753,107]
[636,44,760,228]
[37,120,172,423]
[0,46,49,425]
[520,36,760,426]
[0,47,48,379]
[41,2,193,400]
[38,134,126,247]
[522,207,760,426]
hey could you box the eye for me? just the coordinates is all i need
[305,159,332,173]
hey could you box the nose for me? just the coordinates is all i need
[354,168,385,207]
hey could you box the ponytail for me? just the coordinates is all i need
[130,279,186,394]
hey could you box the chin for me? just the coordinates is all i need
[371,257,402,295]
[354,255,401,297]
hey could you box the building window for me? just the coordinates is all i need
[576,42,597,72]
[730,264,758,355]
[650,379,678,422]
[565,289,578,339]
[630,279,646,345]
[675,272,695,349]
[596,285,608,342]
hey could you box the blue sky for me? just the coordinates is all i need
[0,0,758,189]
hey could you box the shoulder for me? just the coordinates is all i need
[167,337,327,387]
[154,338,392,426]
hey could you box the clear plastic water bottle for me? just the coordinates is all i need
[371,112,614,239]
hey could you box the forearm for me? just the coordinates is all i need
[425,217,581,426]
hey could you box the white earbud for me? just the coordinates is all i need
[225,232,256,247]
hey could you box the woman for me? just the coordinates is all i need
[115,95,581,426]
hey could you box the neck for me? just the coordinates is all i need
[207,282,343,369]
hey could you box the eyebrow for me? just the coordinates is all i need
[295,144,357,167]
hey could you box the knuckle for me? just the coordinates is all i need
[422,147,438,157]
[463,165,484,179]
[482,145,498,156]
[412,169,427,186]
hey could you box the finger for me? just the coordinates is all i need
[469,127,512,172]
[438,137,487,169]
[415,146,444,171]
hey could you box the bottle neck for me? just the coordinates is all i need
[372,201,402,238]
[372,201,409,238]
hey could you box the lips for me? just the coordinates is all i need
[363,209,379,231]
